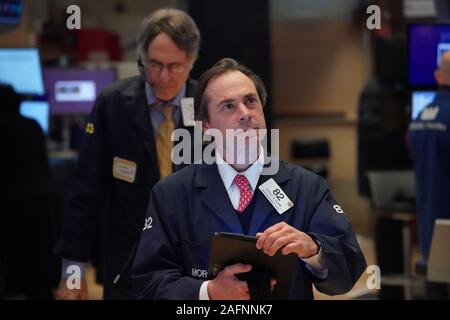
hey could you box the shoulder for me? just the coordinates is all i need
[99,75,143,98]
[280,160,323,182]
[18,116,44,135]
[153,163,199,191]
[186,78,197,97]
[276,160,329,196]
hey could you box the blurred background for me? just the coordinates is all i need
[0,0,449,300]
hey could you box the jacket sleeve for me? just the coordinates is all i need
[56,93,110,262]
[132,183,203,300]
[306,177,367,295]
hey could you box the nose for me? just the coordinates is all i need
[237,103,251,122]
[159,66,171,83]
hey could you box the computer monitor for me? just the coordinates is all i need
[0,48,44,95]
[428,219,450,283]
[0,0,23,24]
[411,91,437,120]
[19,100,50,134]
[408,23,450,87]
[367,170,416,210]
[44,68,116,115]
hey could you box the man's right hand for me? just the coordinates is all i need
[56,278,89,300]
[207,263,252,300]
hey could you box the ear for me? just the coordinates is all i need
[202,120,209,133]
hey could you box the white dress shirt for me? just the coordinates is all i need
[199,148,328,300]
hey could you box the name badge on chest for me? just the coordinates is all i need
[112,157,137,183]
[181,97,195,126]
[258,178,293,214]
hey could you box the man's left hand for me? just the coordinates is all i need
[256,222,319,258]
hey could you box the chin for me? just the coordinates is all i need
[154,88,178,101]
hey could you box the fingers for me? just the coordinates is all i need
[211,264,251,300]
[281,238,318,258]
[236,282,250,299]
[255,222,285,249]
[56,279,89,300]
[265,234,297,256]
[256,224,297,256]
[256,222,310,257]
[270,279,277,290]
[281,242,298,256]
[222,263,252,277]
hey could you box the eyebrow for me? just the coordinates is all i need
[217,98,234,107]
[147,58,181,65]
[216,93,258,107]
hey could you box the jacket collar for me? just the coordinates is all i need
[195,158,291,235]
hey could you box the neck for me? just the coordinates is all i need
[230,163,252,172]
[218,146,261,172]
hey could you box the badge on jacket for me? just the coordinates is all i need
[85,122,94,134]
[181,97,195,126]
[113,157,137,183]
[259,178,293,214]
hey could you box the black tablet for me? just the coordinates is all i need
[208,232,296,299]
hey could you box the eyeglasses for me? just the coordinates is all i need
[144,59,188,75]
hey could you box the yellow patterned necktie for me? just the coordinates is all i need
[156,103,174,178]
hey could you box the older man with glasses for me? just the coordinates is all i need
[56,8,201,300]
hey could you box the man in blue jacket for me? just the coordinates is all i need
[409,51,450,298]
[132,58,366,299]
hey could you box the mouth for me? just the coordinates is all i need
[155,86,173,90]
[235,127,259,133]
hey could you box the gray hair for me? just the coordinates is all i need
[136,8,200,62]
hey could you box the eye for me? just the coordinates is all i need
[169,63,185,74]
[245,96,258,106]
[223,103,234,111]
[147,61,162,71]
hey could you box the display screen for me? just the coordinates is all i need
[0,0,23,24]
[19,100,50,134]
[0,48,44,95]
[411,91,436,120]
[43,68,116,114]
[409,24,450,86]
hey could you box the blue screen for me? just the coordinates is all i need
[0,48,44,95]
[0,0,22,24]
[19,100,49,134]
[409,24,450,86]
[411,91,436,120]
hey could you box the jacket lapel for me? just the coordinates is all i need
[125,78,197,176]
[124,78,158,170]
[195,164,243,233]
[248,160,291,236]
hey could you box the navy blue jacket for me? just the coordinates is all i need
[132,160,366,299]
[409,87,450,258]
[58,76,196,299]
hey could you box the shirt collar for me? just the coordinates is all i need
[216,146,265,191]
[145,82,186,107]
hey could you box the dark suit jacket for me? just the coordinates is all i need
[132,160,367,300]
[58,76,196,299]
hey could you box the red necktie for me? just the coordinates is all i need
[233,174,253,213]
